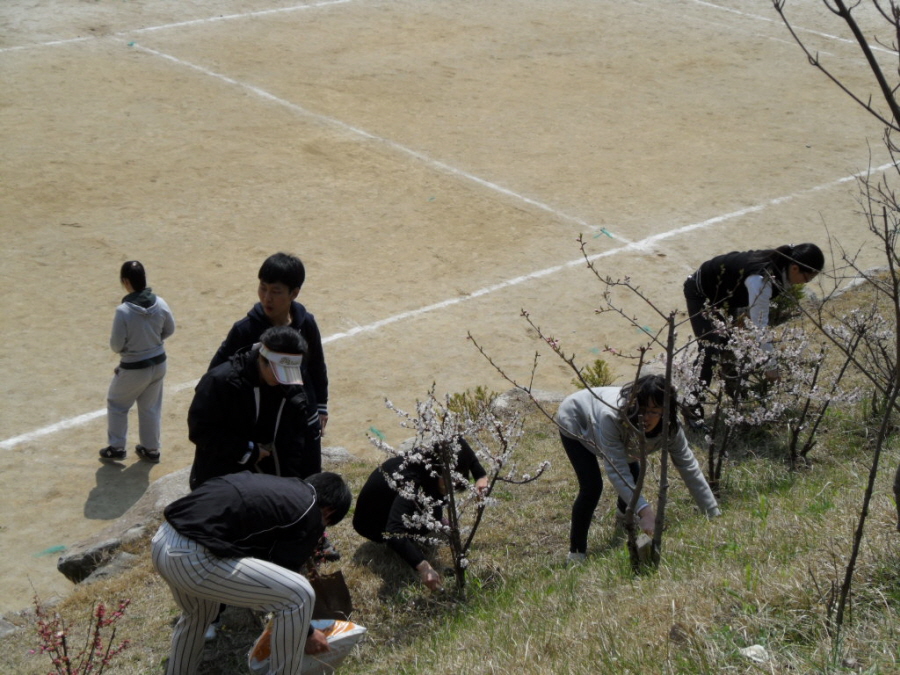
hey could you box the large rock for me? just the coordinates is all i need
[321,445,353,464]
[56,447,357,585]
[491,388,565,414]
[57,467,190,584]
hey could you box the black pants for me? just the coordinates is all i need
[683,274,730,388]
[561,432,639,554]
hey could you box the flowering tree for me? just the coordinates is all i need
[32,596,130,674]
[774,0,900,632]
[472,231,840,571]
[684,311,859,491]
[368,387,549,596]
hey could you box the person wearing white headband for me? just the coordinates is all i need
[187,325,311,491]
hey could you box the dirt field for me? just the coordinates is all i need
[0,0,893,616]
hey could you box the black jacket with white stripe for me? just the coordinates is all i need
[164,471,323,571]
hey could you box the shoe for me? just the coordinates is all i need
[566,551,586,564]
[204,619,221,641]
[98,446,126,462]
[316,534,341,562]
[135,445,160,463]
[687,417,709,432]
[683,404,707,432]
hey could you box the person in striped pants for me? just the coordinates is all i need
[152,470,352,675]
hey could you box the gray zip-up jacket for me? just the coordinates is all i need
[556,386,720,517]
[109,288,175,364]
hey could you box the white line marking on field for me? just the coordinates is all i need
[123,41,615,237]
[0,36,94,52]
[2,162,892,450]
[128,0,351,34]
[688,0,893,54]
[0,410,107,450]
[0,0,351,53]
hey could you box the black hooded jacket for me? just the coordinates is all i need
[208,301,327,429]
[188,347,310,490]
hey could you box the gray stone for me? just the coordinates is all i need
[321,445,353,464]
[0,617,20,640]
[81,551,141,585]
[57,467,190,584]
[636,533,654,564]
[491,388,565,414]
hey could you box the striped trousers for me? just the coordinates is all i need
[151,521,314,675]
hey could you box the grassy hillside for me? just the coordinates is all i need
[3,288,900,674]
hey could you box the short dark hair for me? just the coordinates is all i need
[120,261,147,291]
[259,253,305,291]
[306,472,352,524]
[259,326,308,355]
[619,373,680,434]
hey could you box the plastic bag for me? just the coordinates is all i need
[248,618,367,674]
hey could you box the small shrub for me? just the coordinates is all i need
[769,283,805,326]
[446,385,498,417]
[572,357,614,389]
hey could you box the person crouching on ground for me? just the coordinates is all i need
[682,243,825,424]
[556,374,720,563]
[352,437,488,591]
[152,471,352,675]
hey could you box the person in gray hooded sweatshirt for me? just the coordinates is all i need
[99,260,175,463]
[556,374,720,562]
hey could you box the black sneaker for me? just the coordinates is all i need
[99,446,126,462]
[687,416,708,432]
[135,445,161,463]
[682,404,707,432]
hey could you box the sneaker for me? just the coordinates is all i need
[98,446,126,462]
[135,445,161,463]
[204,619,221,641]
[683,404,707,432]
[687,418,709,432]
[566,551,586,564]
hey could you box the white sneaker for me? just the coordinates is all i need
[566,551,586,564]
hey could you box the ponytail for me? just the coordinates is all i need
[756,243,824,275]
[784,243,825,274]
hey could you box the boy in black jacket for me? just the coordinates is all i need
[209,252,328,476]
[152,471,351,675]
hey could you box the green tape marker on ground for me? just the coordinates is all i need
[368,426,385,440]
[35,545,66,557]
